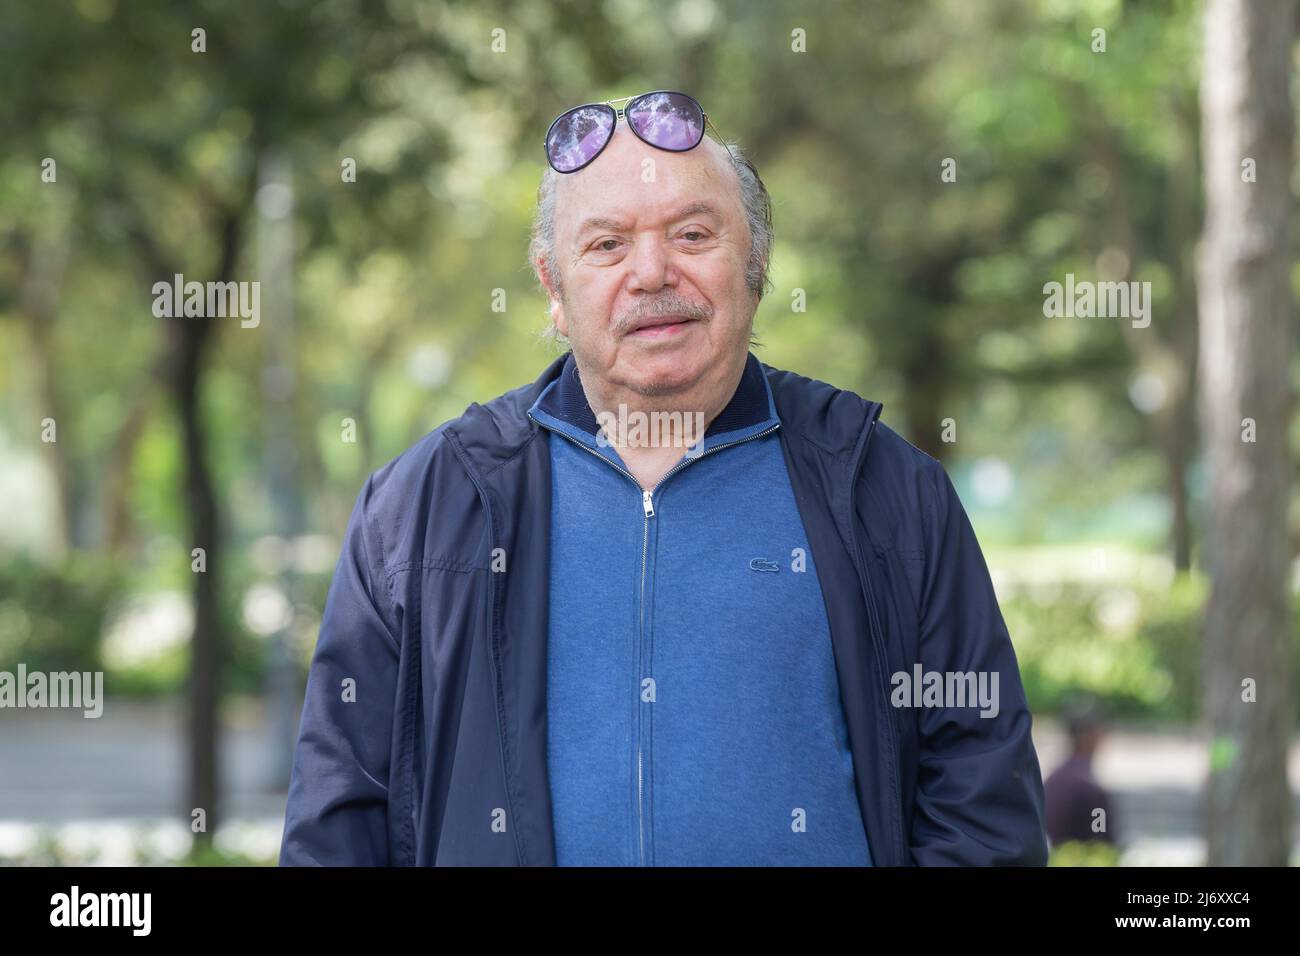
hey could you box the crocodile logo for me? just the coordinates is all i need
[749,558,780,573]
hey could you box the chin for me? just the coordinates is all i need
[624,354,705,396]
[632,378,687,398]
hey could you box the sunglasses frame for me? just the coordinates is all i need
[543,89,734,174]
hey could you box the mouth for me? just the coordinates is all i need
[626,315,698,338]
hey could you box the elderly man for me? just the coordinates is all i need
[279,90,1048,866]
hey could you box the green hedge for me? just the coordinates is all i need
[1007,572,1300,723]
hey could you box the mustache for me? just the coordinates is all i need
[613,295,712,334]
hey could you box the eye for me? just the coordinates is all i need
[681,230,705,241]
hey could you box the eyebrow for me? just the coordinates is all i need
[575,201,724,238]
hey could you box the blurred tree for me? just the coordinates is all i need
[1196,0,1294,866]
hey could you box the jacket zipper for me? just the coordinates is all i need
[843,412,906,864]
[530,411,780,865]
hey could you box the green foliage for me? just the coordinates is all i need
[104,642,190,698]
[1008,573,1199,720]
[1049,839,1121,867]
[0,554,117,673]
[1009,570,1300,724]
[181,843,275,867]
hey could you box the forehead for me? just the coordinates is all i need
[554,127,741,234]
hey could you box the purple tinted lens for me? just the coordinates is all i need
[625,92,703,151]
[547,105,615,172]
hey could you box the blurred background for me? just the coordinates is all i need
[1,0,1297,866]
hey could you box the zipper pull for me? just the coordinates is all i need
[642,489,655,518]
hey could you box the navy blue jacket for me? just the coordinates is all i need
[279,353,1049,866]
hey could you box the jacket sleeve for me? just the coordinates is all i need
[279,474,402,865]
[908,459,1049,865]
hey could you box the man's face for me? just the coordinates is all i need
[541,125,756,400]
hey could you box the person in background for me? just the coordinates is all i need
[1044,698,1117,848]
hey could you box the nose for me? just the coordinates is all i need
[625,233,677,294]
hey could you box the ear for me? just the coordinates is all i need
[551,298,568,338]
[536,256,568,337]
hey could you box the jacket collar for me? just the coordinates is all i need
[444,349,883,485]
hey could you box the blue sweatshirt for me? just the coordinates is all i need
[527,351,872,866]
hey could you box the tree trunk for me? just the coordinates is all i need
[122,203,233,853]
[173,311,221,851]
[176,209,241,851]
[901,328,949,462]
[1196,0,1295,866]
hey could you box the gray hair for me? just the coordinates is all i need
[529,139,773,348]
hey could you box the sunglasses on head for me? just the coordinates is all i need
[543,90,733,174]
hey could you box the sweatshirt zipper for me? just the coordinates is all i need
[530,411,779,865]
